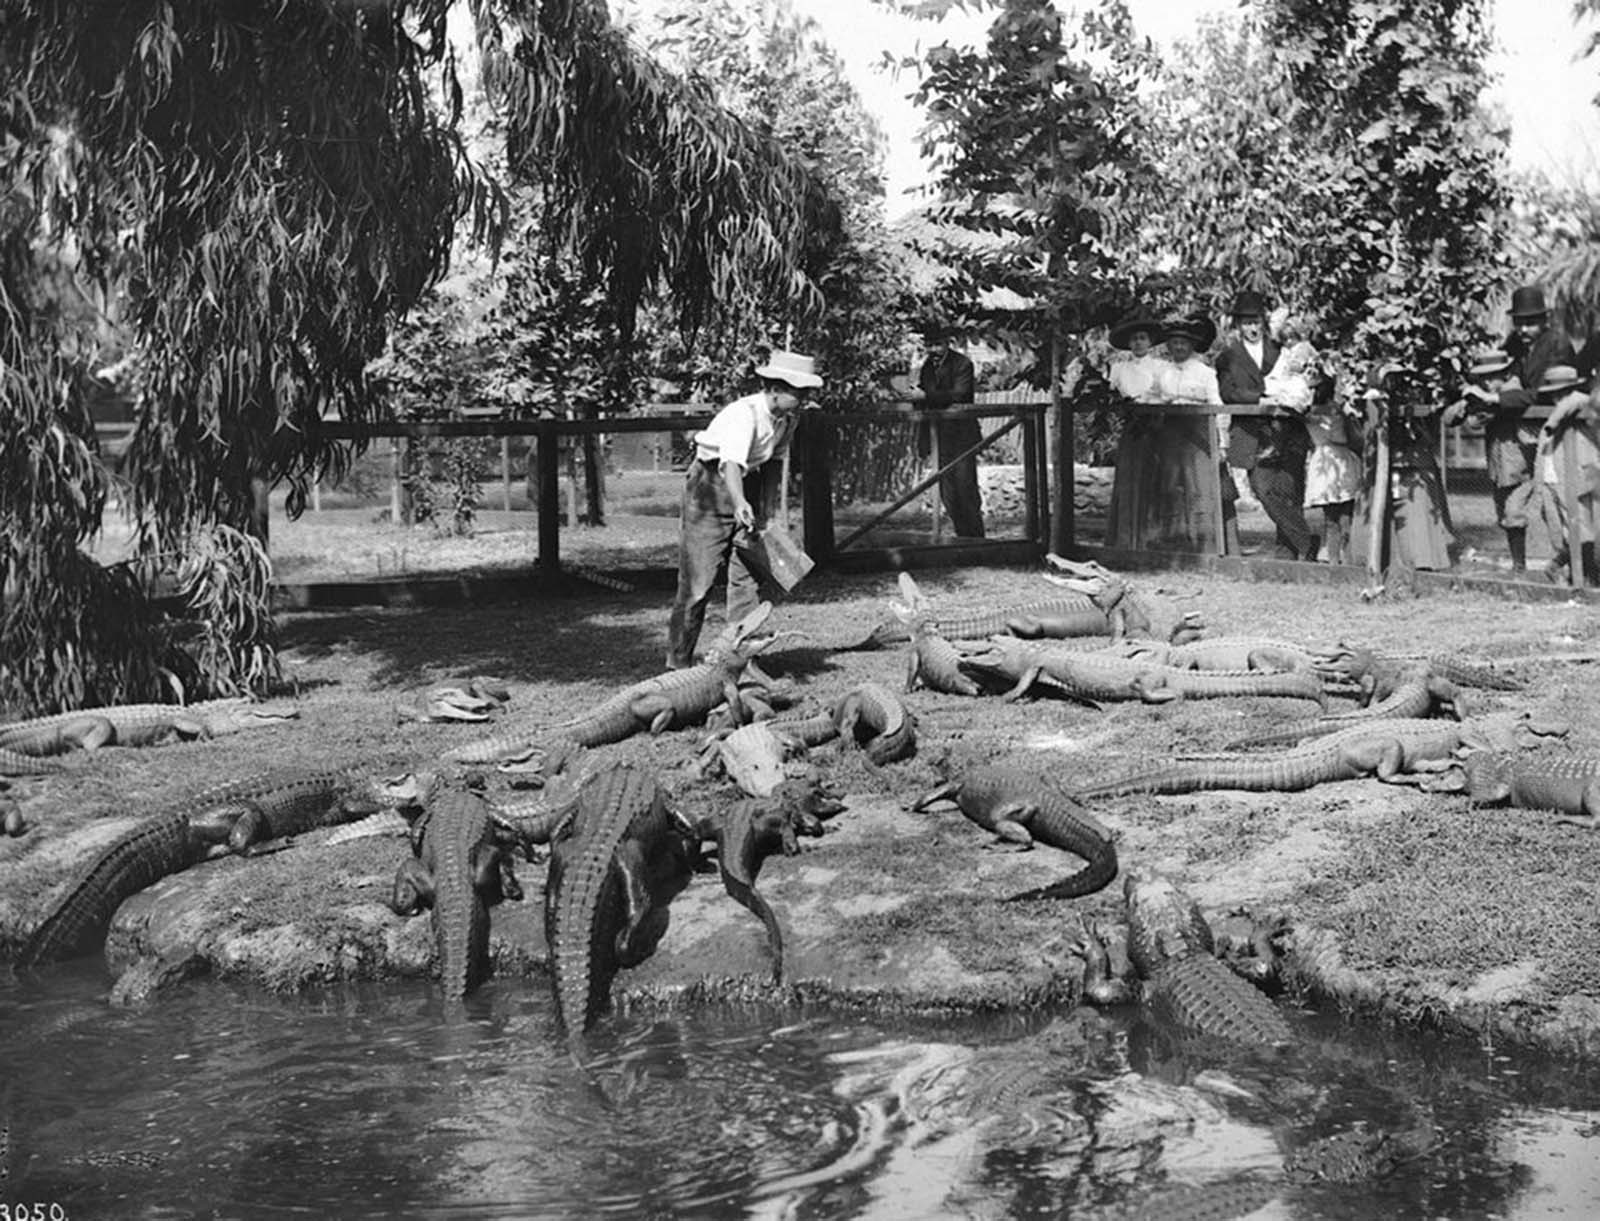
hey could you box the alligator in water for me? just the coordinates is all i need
[445,603,781,765]
[390,783,524,1000]
[545,766,839,1035]
[956,635,1327,707]
[913,763,1118,900]
[1081,874,1437,1189]
[1070,715,1565,799]
[14,766,431,967]
[0,698,299,758]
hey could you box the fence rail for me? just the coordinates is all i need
[301,396,1587,587]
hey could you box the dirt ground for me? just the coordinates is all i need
[4,561,1600,1057]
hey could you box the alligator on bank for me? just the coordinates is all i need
[913,763,1117,901]
[0,747,69,777]
[390,783,524,1000]
[1224,662,1472,749]
[833,682,917,764]
[13,767,432,968]
[1432,750,1600,828]
[1071,715,1567,799]
[445,603,781,765]
[955,635,1327,707]
[1314,645,1524,704]
[1109,635,1322,674]
[544,765,838,1035]
[0,698,299,758]
[889,574,985,697]
[854,562,1202,652]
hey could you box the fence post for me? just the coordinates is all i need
[1021,408,1040,544]
[1564,441,1585,589]
[537,422,560,569]
[800,413,835,562]
[930,423,944,542]
[501,437,512,513]
[1050,341,1075,554]
[389,438,402,525]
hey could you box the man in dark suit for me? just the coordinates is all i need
[1215,290,1313,559]
[909,321,984,538]
[1464,285,1574,573]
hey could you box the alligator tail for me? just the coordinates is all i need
[16,815,202,966]
[1004,802,1118,900]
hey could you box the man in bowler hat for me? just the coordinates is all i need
[909,320,985,538]
[1464,285,1574,573]
[1215,290,1313,559]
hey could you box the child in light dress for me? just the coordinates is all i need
[1269,340,1360,563]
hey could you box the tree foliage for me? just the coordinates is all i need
[2,0,834,713]
[1255,0,1510,389]
[900,0,1158,356]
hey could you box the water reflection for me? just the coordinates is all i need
[2,968,1599,1219]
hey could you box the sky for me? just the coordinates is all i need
[634,0,1600,217]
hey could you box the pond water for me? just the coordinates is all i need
[3,963,1599,1220]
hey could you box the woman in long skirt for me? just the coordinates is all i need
[1353,364,1456,572]
[1104,313,1168,549]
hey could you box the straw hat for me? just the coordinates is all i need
[1467,347,1514,380]
[755,349,823,389]
[1534,364,1584,401]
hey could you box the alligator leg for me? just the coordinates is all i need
[390,859,435,916]
[713,811,788,984]
[984,802,1038,849]
[1000,665,1047,702]
[1555,780,1600,829]
[612,841,675,967]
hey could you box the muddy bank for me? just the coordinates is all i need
[3,565,1599,1056]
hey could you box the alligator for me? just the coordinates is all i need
[833,682,916,764]
[1042,555,1207,644]
[390,783,524,999]
[888,573,985,697]
[1080,874,1294,1046]
[0,698,299,758]
[396,676,513,725]
[546,765,836,1034]
[1113,636,1321,674]
[1315,645,1524,703]
[1071,715,1565,799]
[14,767,431,967]
[1435,750,1600,828]
[1224,662,1471,749]
[445,603,779,765]
[913,763,1117,900]
[693,778,846,984]
[1082,875,1437,1186]
[956,635,1327,707]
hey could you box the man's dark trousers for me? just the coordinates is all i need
[933,414,985,538]
[1248,458,1313,559]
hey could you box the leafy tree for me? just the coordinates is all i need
[1,0,831,713]
[1256,0,1510,389]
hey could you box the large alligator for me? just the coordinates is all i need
[1438,751,1600,828]
[445,603,779,765]
[545,765,835,1035]
[1080,873,1293,1046]
[1071,715,1565,799]
[1224,662,1470,749]
[1081,874,1437,1186]
[956,635,1326,706]
[0,698,299,758]
[14,766,431,967]
[390,783,524,1000]
[913,763,1117,900]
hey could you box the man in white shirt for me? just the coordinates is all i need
[666,349,822,668]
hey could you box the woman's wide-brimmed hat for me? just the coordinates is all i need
[1468,347,1514,379]
[1535,364,1584,401]
[1509,285,1549,321]
[1108,313,1164,350]
[1227,290,1269,320]
[1161,314,1217,350]
[755,349,823,389]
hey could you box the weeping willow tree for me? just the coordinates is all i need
[1,0,828,714]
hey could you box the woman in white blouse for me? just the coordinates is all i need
[1140,314,1237,552]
